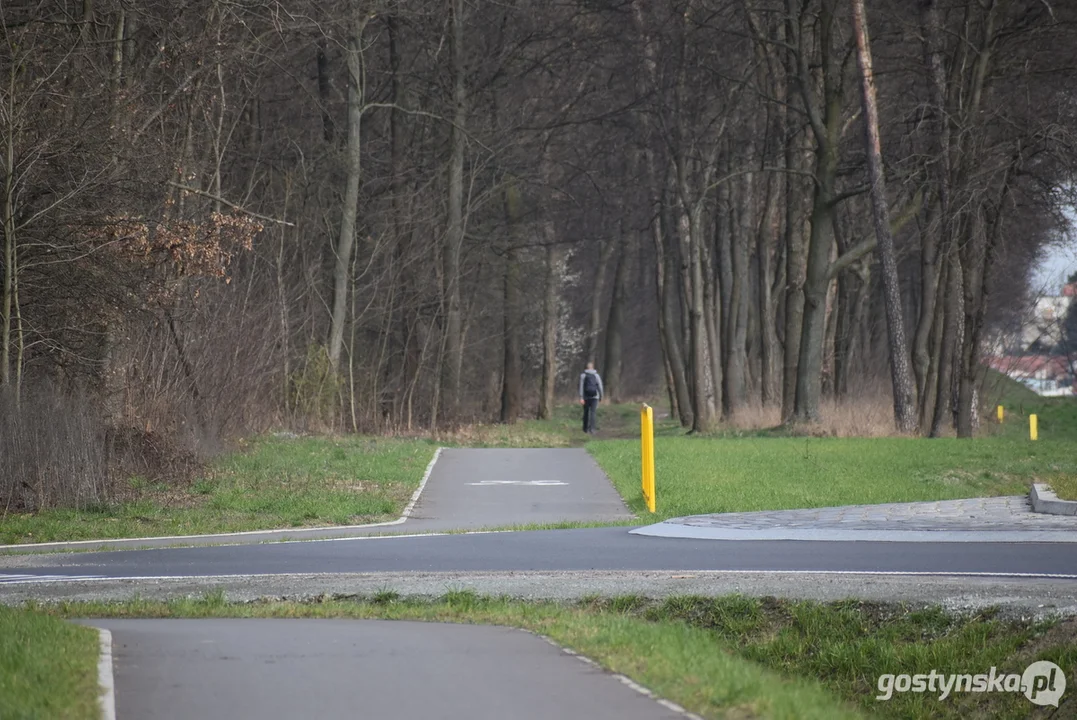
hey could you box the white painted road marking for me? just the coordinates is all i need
[0,573,104,584]
[467,480,568,486]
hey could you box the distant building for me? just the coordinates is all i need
[983,284,1076,396]
[983,355,1074,396]
[1019,293,1074,351]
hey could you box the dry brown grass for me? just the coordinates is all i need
[431,423,576,448]
[723,391,903,437]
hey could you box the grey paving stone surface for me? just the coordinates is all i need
[632,496,1077,542]
[661,497,1077,531]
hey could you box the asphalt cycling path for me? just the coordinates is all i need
[405,448,634,529]
[78,619,688,720]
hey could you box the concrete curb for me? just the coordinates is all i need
[97,628,116,720]
[0,447,444,554]
[1030,483,1077,516]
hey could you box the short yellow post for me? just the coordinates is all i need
[640,404,656,513]
[1030,414,1038,441]
[997,405,1004,423]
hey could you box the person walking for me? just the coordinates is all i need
[578,362,604,434]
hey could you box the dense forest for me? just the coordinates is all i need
[2,0,1076,508]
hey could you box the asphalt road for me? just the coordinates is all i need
[78,619,686,720]
[7,528,1077,581]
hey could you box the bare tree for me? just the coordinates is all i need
[850,0,917,432]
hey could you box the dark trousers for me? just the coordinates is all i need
[582,398,599,433]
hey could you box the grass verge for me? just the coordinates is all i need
[589,434,1077,519]
[0,604,100,720]
[41,592,1077,719]
[0,436,437,545]
[1048,475,1077,501]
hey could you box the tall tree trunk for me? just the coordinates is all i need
[757,172,780,406]
[791,0,842,425]
[717,175,733,373]
[388,14,416,425]
[328,17,365,372]
[781,129,806,421]
[686,205,716,433]
[957,171,1012,437]
[704,235,723,419]
[586,238,617,365]
[538,234,560,420]
[793,141,838,423]
[603,231,628,403]
[919,0,954,433]
[725,176,752,417]
[930,249,960,436]
[500,246,521,424]
[913,210,941,404]
[851,0,917,433]
[1,106,14,388]
[655,216,693,426]
[442,0,467,419]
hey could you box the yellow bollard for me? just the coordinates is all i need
[640,404,656,513]
[997,405,1004,423]
[1030,414,1038,441]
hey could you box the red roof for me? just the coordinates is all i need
[984,355,1071,379]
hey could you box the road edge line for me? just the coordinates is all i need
[97,628,116,720]
[0,446,445,551]
[400,446,443,521]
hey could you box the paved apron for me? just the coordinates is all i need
[82,619,685,720]
[632,496,1077,542]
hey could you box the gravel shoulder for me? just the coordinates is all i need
[7,571,1077,619]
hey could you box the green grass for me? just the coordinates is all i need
[0,605,100,720]
[589,434,1077,519]
[0,436,438,545]
[981,368,1077,440]
[43,592,1077,719]
[1047,475,1077,501]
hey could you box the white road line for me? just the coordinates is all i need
[0,574,105,584]
[97,629,116,720]
[398,446,443,522]
[0,446,444,551]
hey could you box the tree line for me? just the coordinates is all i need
[2,0,1076,506]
